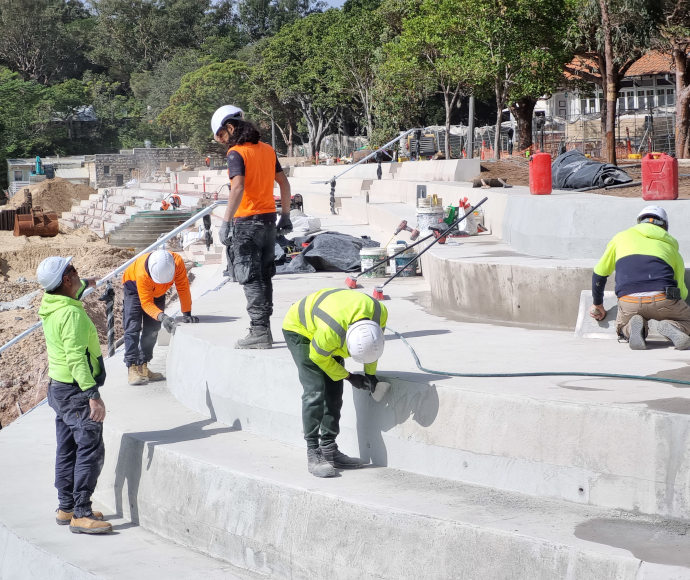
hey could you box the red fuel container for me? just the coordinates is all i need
[642,152,678,200]
[529,153,552,195]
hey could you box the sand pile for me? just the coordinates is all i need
[0,229,134,427]
[9,177,96,214]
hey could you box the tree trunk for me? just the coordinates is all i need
[494,84,503,160]
[674,48,690,159]
[599,0,617,165]
[509,97,536,151]
[444,92,452,159]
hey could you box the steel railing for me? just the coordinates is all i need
[0,201,226,358]
[312,128,420,214]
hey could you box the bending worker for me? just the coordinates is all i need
[590,206,690,350]
[212,104,292,349]
[122,249,198,385]
[36,256,112,535]
[283,288,388,478]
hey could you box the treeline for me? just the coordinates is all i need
[0,0,688,187]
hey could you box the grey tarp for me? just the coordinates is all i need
[551,150,632,190]
[276,232,380,274]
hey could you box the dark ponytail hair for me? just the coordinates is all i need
[226,118,261,146]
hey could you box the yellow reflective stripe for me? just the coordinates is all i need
[311,338,333,357]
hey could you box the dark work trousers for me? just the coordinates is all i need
[283,330,344,449]
[232,216,276,328]
[123,280,165,367]
[47,379,104,518]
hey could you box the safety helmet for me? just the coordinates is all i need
[36,256,73,291]
[148,250,175,284]
[637,205,668,229]
[346,319,385,364]
[211,105,244,136]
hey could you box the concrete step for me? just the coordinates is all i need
[0,402,264,580]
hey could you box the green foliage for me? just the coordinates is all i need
[159,60,251,151]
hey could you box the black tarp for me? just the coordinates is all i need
[276,232,380,274]
[551,150,632,190]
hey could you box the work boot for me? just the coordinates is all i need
[69,515,113,535]
[307,448,336,478]
[235,326,272,349]
[56,509,103,526]
[141,362,165,381]
[128,364,148,385]
[657,321,690,350]
[628,315,647,350]
[320,442,362,469]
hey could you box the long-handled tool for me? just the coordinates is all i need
[373,197,488,300]
[345,220,439,289]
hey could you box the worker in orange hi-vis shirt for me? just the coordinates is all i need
[121,249,197,385]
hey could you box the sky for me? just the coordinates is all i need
[325,0,346,7]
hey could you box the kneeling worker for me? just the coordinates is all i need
[590,206,690,350]
[283,289,389,478]
[122,249,198,384]
[37,256,111,534]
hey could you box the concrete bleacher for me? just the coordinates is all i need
[4,160,690,578]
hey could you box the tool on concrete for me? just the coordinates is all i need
[372,197,488,300]
[370,380,391,402]
[14,206,59,237]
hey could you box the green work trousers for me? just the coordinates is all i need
[283,330,343,449]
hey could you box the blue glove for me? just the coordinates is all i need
[219,221,233,246]
[277,213,293,235]
[160,313,178,335]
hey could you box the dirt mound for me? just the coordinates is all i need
[9,177,96,214]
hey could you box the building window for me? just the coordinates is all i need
[627,92,635,110]
[115,174,123,186]
[657,89,666,106]
[103,165,110,175]
[13,170,23,181]
[667,89,675,105]
[646,89,655,109]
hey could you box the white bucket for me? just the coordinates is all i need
[359,247,388,278]
[416,206,445,237]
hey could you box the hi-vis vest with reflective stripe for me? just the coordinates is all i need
[282,288,388,381]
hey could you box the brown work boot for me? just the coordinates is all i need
[128,364,148,385]
[56,509,103,526]
[141,362,164,381]
[235,326,272,349]
[69,515,112,534]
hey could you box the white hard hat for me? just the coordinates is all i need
[148,250,175,284]
[211,105,244,136]
[637,205,668,228]
[36,256,73,291]
[346,319,385,364]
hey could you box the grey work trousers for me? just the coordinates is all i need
[617,296,690,338]
[232,216,276,328]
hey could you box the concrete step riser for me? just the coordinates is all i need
[167,333,690,521]
[95,427,645,580]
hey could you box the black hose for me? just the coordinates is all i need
[387,327,690,386]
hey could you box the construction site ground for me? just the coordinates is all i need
[2,158,690,430]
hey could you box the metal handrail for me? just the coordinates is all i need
[311,128,420,185]
[0,201,226,357]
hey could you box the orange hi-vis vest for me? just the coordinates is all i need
[122,252,192,320]
[229,141,278,218]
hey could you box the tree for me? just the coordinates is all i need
[383,0,474,158]
[0,0,93,84]
[90,0,211,79]
[324,7,384,138]
[653,0,690,158]
[566,0,661,164]
[159,60,251,151]
[237,0,326,43]
[258,11,342,157]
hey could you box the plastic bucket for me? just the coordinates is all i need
[387,241,408,274]
[359,247,388,277]
[395,247,418,277]
[416,206,444,237]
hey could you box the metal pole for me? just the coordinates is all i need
[329,178,336,215]
[467,96,475,159]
